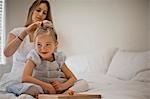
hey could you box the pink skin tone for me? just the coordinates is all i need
[35,33,57,61]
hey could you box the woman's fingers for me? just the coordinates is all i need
[42,20,53,28]
[26,21,42,34]
[34,21,42,27]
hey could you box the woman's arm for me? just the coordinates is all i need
[4,21,42,57]
[4,31,27,57]
[22,59,56,94]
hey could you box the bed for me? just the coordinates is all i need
[65,48,150,99]
[0,48,150,99]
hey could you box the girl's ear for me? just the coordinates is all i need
[54,41,58,51]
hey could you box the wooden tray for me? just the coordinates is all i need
[38,93,101,99]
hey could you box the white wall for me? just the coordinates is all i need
[5,0,149,56]
[6,0,33,33]
[51,0,149,56]
[0,0,149,77]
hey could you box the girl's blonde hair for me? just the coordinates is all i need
[34,23,57,43]
[25,0,53,27]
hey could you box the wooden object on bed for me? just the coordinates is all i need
[37,93,101,99]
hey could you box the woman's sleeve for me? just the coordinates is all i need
[9,27,25,36]
[26,49,41,66]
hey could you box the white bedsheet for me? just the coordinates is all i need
[79,73,150,99]
[0,91,16,99]
[0,92,35,99]
[0,73,150,99]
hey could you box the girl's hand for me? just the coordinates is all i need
[25,21,42,35]
[63,89,74,95]
[51,80,65,91]
[45,83,56,94]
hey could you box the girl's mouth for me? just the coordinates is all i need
[41,52,48,54]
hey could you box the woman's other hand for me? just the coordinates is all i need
[26,21,42,35]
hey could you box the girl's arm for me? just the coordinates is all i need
[22,59,56,94]
[60,63,77,90]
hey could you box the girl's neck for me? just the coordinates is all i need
[49,53,55,62]
[42,54,55,62]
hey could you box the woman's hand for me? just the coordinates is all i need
[51,80,66,91]
[42,20,53,28]
[26,21,42,35]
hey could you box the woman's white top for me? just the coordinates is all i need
[10,27,34,75]
[0,27,34,91]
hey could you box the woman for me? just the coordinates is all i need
[0,0,53,91]
[4,0,53,74]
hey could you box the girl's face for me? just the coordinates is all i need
[32,3,48,22]
[35,33,57,60]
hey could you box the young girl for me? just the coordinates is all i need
[6,22,89,97]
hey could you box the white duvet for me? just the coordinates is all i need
[0,74,149,99]
[78,73,150,99]
[0,49,150,99]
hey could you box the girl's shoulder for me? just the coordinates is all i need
[54,51,66,59]
[26,49,41,66]
[54,51,66,66]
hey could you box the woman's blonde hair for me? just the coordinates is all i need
[25,0,53,27]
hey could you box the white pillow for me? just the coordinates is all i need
[132,69,150,83]
[107,50,149,80]
[65,48,117,78]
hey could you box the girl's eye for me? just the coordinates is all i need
[36,9,41,12]
[46,44,51,46]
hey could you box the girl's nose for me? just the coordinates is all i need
[41,46,47,51]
